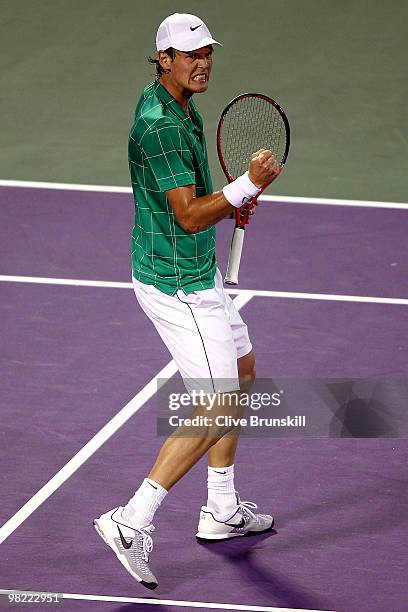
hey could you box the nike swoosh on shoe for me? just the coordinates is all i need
[117,525,133,549]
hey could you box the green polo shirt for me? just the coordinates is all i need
[128,80,217,295]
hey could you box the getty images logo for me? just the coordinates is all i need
[168,390,283,412]
[250,391,282,410]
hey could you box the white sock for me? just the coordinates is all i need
[121,478,167,528]
[207,465,237,517]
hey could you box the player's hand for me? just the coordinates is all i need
[247,202,256,222]
[227,207,254,220]
[248,149,281,188]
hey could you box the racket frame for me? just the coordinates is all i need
[217,92,291,184]
[217,93,290,284]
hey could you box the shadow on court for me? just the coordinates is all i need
[112,604,166,612]
[197,531,333,611]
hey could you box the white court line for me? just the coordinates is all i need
[1,178,407,209]
[0,293,253,546]
[0,275,133,289]
[231,289,408,306]
[1,274,408,306]
[0,359,174,545]
[261,194,408,210]
[0,179,132,194]
[0,591,334,612]
[63,592,333,612]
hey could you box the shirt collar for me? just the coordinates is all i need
[154,81,202,132]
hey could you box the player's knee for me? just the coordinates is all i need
[208,392,243,437]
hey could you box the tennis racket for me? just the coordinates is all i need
[217,93,290,284]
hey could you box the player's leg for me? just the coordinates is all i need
[196,279,273,540]
[149,350,256,490]
[94,275,241,588]
[208,349,256,467]
[94,389,244,586]
[205,350,255,516]
[148,391,242,489]
[121,274,251,517]
[197,366,273,540]
[146,354,257,489]
[149,353,255,488]
[147,353,256,491]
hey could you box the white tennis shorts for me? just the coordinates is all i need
[132,269,252,393]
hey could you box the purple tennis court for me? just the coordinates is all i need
[1,185,408,612]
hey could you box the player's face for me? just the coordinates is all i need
[164,46,213,96]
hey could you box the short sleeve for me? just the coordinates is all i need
[141,124,195,192]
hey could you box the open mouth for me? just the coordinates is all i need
[192,74,207,83]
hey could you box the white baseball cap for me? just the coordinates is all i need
[156,13,222,52]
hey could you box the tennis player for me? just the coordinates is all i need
[94,13,280,590]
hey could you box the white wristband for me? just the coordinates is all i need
[222,171,261,208]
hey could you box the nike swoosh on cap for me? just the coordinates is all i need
[117,525,133,549]
[190,24,202,31]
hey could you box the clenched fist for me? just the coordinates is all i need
[248,149,281,188]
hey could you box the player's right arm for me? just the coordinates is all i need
[166,186,232,233]
[166,150,278,234]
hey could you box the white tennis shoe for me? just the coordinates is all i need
[93,507,158,589]
[196,493,274,541]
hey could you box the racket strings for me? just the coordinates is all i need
[220,96,287,180]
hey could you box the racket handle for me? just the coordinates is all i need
[224,227,245,285]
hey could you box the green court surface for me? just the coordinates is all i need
[1,0,407,202]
